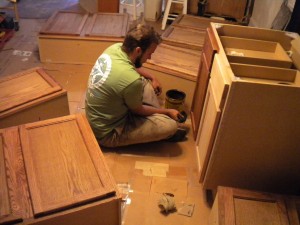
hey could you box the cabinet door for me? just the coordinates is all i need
[196,82,221,182]
[191,27,219,139]
[286,197,300,225]
[210,186,290,225]
[19,114,116,217]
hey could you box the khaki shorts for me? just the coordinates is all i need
[99,78,178,147]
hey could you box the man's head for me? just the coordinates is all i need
[122,24,162,68]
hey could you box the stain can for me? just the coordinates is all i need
[165,89,186,111]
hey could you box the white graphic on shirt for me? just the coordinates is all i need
[88,53,112,90]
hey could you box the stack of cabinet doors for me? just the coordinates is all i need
[210,186,300,225]
[38,11,129,65]
[0,67,69,129]
[143,14,233,111]
[191,22,300,194]
[0,114,121,225]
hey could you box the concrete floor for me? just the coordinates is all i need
[0,6,212,225]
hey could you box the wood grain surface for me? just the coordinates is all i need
[19,114,116,216]
[85,13,129,37]
[40,11,88,35]
[0,127,33,224]
[0,67,63,113]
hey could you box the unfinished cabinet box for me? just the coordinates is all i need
[38,11,129,64]
[210,186,290,225]
[0,114,121,225]
[194,23,300,194]
[0,67,69,128]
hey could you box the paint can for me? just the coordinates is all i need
[165,89,186,111]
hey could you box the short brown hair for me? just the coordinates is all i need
[122,24,161,53]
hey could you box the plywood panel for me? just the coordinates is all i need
[40,11,88,36]
[162,26,206,50]
[19,114,116,216]
[85,13,129,37]
[0,67,63,114]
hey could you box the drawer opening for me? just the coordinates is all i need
[220,36,293,68]
[230,63,297,83]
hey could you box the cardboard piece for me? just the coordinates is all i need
[135,161,169,177]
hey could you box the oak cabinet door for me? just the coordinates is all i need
[85,13,129,37]
[19,114,116,217]
[210,186,290,225]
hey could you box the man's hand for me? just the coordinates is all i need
[166,109,182,121]
[151,77,162,96]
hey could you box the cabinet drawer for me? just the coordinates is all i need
[220,36,293,68]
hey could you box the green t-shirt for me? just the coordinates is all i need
[85,43,143,139]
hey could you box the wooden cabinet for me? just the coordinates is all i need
[194,23,300,194]
[144,43,201,110]
[0,67,69,128]
[210,186,291,225]
[0,114,121,225]
[204,0,250,23]
[286,196,300,225]
[38,11,129,64]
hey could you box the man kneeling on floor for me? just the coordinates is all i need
[85,23,186,147]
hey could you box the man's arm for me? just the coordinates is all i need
[131,104,180,121]
[136,67,162,95]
